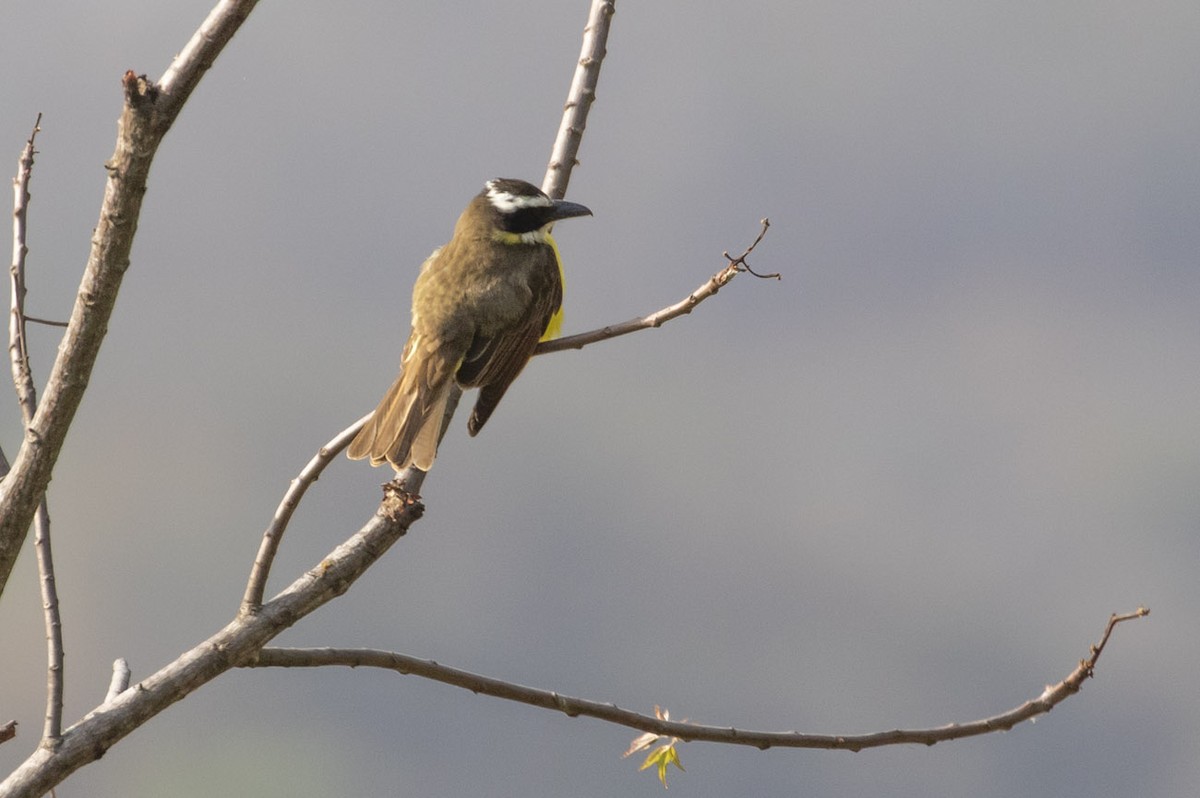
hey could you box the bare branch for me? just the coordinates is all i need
[156,0,261,126]
[33,502,63,746]
[536,219,773,355]
[241,414,371,614]
[722,217,777,278]
[21,316,68,329]
[8,114,66,747]
[0,721,15,747]
[243,386,463,613]
[544,0,615,200]
[1087,608,1150,668]
[9,114,41,423]
[246,609,1148,752]
[0,0,260,600]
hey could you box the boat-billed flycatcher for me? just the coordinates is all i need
[347,178,592,472]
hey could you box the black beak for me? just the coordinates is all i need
[548,199,593,221]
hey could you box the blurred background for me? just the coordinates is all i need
[1,1,1197,796]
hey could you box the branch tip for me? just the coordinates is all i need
[723,218,779,280]
[1087,607,1149,668]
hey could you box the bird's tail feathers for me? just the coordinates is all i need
[406,382,452,470]
[347,348,454,471]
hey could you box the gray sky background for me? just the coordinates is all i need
[2,2,1197,796]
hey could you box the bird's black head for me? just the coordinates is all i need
[482,178,592,235]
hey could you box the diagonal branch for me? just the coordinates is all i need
[245,608,1149,752]
[240,414,371,614]
[156,0,261,125]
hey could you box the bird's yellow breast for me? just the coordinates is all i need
[541,232,565,341]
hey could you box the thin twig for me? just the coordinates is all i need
[240,414,372,614]
[9,114,66,747]
[9,113,41,419]
[723,217,777,278]
[536,218,773,355]
[0,721,16,746]
[247,608,1148,752]
[23,316,68,328]
[1086,608,1150,670]
[33,502,63,746]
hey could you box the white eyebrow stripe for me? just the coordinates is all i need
[485,180,553,213]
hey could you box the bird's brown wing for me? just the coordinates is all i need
[458,256,562,436]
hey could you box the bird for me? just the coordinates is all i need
[347,178,592,472]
